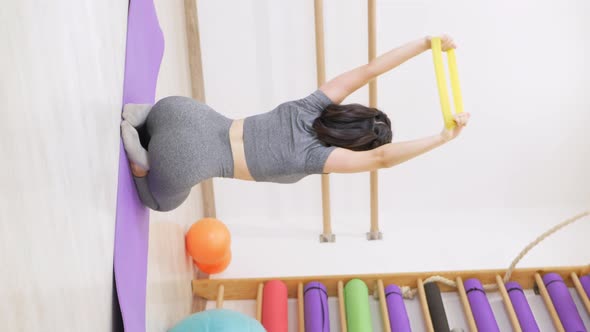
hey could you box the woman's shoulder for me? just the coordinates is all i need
[262,90,334,115]
[294,89,334,111]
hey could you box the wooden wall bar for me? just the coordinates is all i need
[193,265,589,300]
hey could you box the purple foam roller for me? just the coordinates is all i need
[542,273,587,332]
[304,281,330,332]
[581,275,590,299]
[505,281,539,332]
[385,284,411,332]
[464,278,500,332]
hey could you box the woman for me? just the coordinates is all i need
[121,35,470,211]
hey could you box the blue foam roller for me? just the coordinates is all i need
[169,309,265,332]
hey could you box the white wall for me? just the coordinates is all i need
[195,0,590,280]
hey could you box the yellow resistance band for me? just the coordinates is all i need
[431,37,463,129]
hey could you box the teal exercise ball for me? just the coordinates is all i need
[169,309,265,332]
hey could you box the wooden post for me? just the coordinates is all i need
[495,275,521,332]
[314,0,335,243]
[417,279,435,332]
[338,281,348,332]
[377,280,392,332]
[534,273,565,332]
[256,283,264,322]
[184,0,216,218]
[366,0,381,240]
[314,0,326,87]
[298,282,305,332]
[320,175,334,242]
[456,277,478,332]
[216,284,224,309]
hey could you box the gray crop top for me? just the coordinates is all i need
[242,90,337,183]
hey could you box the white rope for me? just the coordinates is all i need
[401,210,590,299]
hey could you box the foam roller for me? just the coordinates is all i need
[262,280,288,332]
[385,284,411,332]
[464,278,500,332]
[542,273,587,332]
[344,279,373,332]
[169,309,265,332]
[424,282,450,332]
[304,281,330,332]
[581,275,590,298]
[505,281,540,332]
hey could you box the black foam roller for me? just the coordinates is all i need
[424,282,451,332]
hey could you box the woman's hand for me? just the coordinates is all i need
[426,34,457,51]
[441,112,470,142]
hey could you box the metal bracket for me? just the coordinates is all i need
[366,231,383,241]
[319,233,336,243]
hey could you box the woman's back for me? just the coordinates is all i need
[243,90,336,183]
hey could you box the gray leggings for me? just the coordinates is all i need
[133,96,234,211]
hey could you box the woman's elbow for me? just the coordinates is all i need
[375,148,393,169]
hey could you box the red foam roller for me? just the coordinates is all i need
[262,280,288,332]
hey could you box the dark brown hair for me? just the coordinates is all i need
[312,103,392,151]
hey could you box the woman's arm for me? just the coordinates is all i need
[323,112,469,173]
[320,35,456,104]
[323,134,445,173]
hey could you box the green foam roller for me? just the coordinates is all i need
[344,279,373,332]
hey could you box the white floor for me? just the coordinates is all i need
[0,0,127,330]
[0,0,203,330]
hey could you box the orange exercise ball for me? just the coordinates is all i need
[185,217,231,264]
[194,250,232,275]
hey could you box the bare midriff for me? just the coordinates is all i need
[229,119,254,181]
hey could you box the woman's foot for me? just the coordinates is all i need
[121,120,150,174]
[129,160,148,177]
[122,103,152,127]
